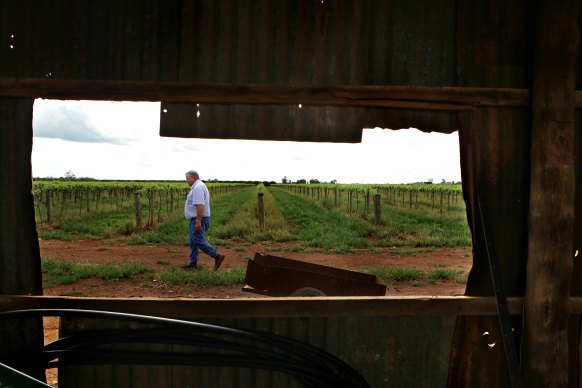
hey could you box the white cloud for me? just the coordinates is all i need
[31,100,462,183]
[33,100,131,145]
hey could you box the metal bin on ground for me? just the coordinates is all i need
[243,252,387,296]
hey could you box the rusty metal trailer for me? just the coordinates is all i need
[243,253,387,297]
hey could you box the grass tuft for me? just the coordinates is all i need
[42,258,153,287]
[156,267,246,287]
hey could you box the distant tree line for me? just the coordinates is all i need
[281,176,337,185]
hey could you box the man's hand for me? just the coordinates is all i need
[195,221,202,232]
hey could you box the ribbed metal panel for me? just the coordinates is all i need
[174,0,456,86]
[0,0,462,84]
[163,0,460,141]
[0,0,538,141]
[456,0,535,87]
[59,315,456,387]
[0,0,465,141]
[0,0,181,81]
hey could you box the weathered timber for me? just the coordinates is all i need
[0,99,44,381]
[522,1,579,387]
[0,77,541,108]
[449,107,531,387]
[0,295,534,317]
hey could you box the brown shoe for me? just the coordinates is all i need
[214,253,225,271]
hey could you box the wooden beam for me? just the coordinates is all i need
[0,77,536,109]
[522,1,579,387]
[3,295,582,319]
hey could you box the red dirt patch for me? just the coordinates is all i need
[39,239,472,298]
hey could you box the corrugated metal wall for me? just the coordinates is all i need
[0,0,457,85]
[162,0,459,141]
[0,0,462,141]
[0,0,537,141]
[59,315,456,387]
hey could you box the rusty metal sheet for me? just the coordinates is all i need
[59,310,456,387]
[456,0,535,87]
[0,0,458,84]
[160,102,458,142]
[162,0,459,140]
[1,0,537,141]
[243,253,387,296]
[1,0,461,141]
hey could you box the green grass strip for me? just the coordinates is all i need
[42,258,153,287]
[427,268,469,283]
[360,267,425,284]
[370,203,471,247]
[270,187,372,251]
[42,257,246,288]
[212,187,294,243]
[155,267,246,287]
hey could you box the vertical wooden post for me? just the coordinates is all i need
[522,1,579,386]
[257,192,265,228]
[0,98,44,380]
[45,190,51,223]
[148,192,154,226]
[158,192,163,223]
[35,195,43,226]
[59,191,66,218]
[374,194,382,225]
[135,192,142,228]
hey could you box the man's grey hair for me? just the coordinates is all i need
[185,170,199,179]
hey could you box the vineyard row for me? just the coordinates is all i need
[276,183,463,215]
[33,181,252,226]
[32,181,465,230]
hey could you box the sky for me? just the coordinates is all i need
[31,99,462,184]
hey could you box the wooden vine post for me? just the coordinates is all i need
[148,192,154,226]
[134,192,142,228]
[257,192,265,228]
[59,191,66,218]
[45,190,51,223]
[373,194,382,225]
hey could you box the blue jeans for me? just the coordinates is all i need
[188,217,218,264]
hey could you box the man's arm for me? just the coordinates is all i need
[195,204,205,230]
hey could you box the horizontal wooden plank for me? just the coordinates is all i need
[0,77,547,109]
[3,295,582,318]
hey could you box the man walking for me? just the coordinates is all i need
[183,170,225,271]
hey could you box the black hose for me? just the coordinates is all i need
[0,308,371,388]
